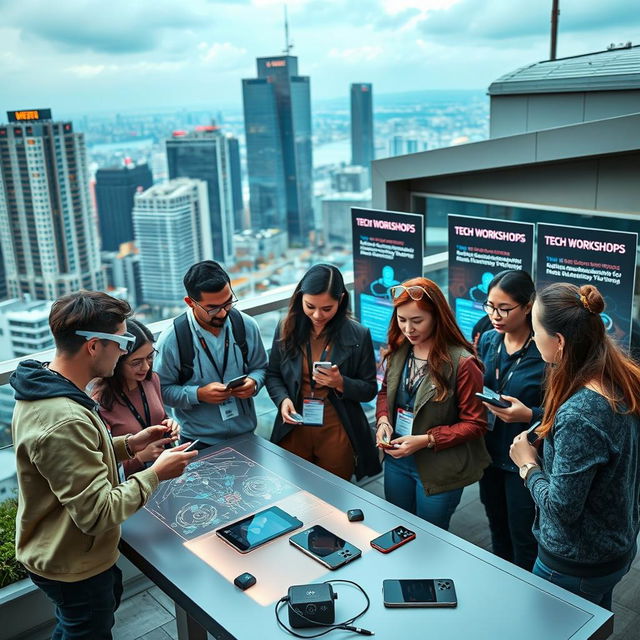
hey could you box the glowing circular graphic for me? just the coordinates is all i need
[175,503,218,530]
[242,476,281,499]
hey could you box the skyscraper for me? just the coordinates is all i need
[132,179,211,308]
[351,83,374,172]
[166,126,238,265]
[95,161,153,251]
[243,55,313,246]
[0,109,104,300]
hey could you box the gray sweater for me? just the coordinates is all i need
[527,387,640,576]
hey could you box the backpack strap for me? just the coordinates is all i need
[228,307,249,373]
[173,312,195,385]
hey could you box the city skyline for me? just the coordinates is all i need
[1,1,639,115]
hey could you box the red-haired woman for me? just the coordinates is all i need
[510,284,640,609]
[375,277,491,529]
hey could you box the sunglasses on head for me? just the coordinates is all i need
[390,285,432,302]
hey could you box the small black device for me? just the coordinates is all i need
[382,579,458,608]
[287,583,337,628]
[289,525,362,570]
[234,572,257,590]
[216,506,303,553]
[347,509,364,522]
[526,421,541,444]
[475,386,512,408]
[370,526,415,553]
[226,374,248,390]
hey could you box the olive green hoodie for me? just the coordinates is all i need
[10,360,159,582]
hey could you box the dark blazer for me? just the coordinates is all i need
[266,317,382,480]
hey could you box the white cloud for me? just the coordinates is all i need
[197,42,248,69]
[328,45,385,63]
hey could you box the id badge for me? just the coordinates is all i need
[117,463,125,483]
[395,407,414,436]
[220,397,240,421]
[302,397,325,426]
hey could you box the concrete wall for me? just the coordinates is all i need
[490,90,640,138]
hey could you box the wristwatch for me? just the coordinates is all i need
[519,462,540,483]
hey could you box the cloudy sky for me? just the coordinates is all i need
[1,0,639,116]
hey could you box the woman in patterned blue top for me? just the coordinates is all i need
[510,283,640,610]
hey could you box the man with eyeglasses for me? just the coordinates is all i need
[10,290,198,639]
[155,260,268,448]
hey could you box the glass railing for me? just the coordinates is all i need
[0,251,449,497]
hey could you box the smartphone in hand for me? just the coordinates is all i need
[226,375,248,390]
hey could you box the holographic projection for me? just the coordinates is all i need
[145,447,298,540]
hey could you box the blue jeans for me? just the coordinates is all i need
[533,556,632,611]
[384,453,463,530]
[28,564,123,639]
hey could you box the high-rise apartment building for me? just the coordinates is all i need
[95,162,153,251]
[166,126,239,265]
[132,179,212,308]
[242,55,313,246]
[350,83,374,172]
[101,241,143,309]
[0,109,104,300]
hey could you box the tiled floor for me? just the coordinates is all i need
[109,477,640,640]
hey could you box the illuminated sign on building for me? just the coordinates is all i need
[7,109,52,122]
[266,60,287,68]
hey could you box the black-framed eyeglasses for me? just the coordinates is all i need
[126,348,158,369]
[389,285,433,302]
[191,296,238,316]
[482,302,520,318]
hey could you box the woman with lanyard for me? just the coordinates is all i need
[93,318,180,477]
[510,283,640,610]
[375,277,490,530]
[477,270,545,570]
[266,264,381,481]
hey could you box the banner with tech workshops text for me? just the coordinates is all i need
[448,215,535,340]
[536,223,637,350]
[352,208,424,362]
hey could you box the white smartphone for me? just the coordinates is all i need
[183,439,200,451]
[313,361,332,372]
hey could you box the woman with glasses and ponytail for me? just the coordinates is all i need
[476,270,545,570]
[266,264,381,481]
[375,277,490,529]
[93,318,180,477]
[510,284,640,609]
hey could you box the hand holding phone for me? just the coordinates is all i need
[225,375,248,390]
[475,386,512,409]
[313,361,332,373]
[290,412,304,423]
[526,421,541,444]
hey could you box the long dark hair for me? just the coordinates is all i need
[279,264,350,359]
[93,318,155,411]
[536,283,640,437]
[386,277,476,401]
[487,270,535,328]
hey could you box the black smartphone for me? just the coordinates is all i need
[475,386,512,408]
[216,506,302,553]
[371,526,416,554]
[226,375,248,390]
[289,525,362,570]
[526,421,541,444]
[383,579,457,608]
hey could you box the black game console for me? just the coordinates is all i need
[287,583,337,628]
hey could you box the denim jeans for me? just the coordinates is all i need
[533,556,632,611]
[479,465,537,570]
[28,564,123,639]
[384,453,463,530]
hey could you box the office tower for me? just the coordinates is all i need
[242,55,313,246]
[322,190,372,248]
[228,136,245,233]
[101,241,143,308]
[166,126,237,264]
[0,246,6,301]
[132,179,211,308]
[95,162,153,251]
[351,83,374,171]
[0,109,104,300]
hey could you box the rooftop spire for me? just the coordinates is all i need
[283,4,293,55]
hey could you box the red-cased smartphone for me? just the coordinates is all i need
[370,526,416,553]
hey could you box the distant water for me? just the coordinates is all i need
[89,138,155,152]
[314,139,350,168]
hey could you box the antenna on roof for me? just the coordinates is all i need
[550,0,560,60]
[283,4,293,55]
